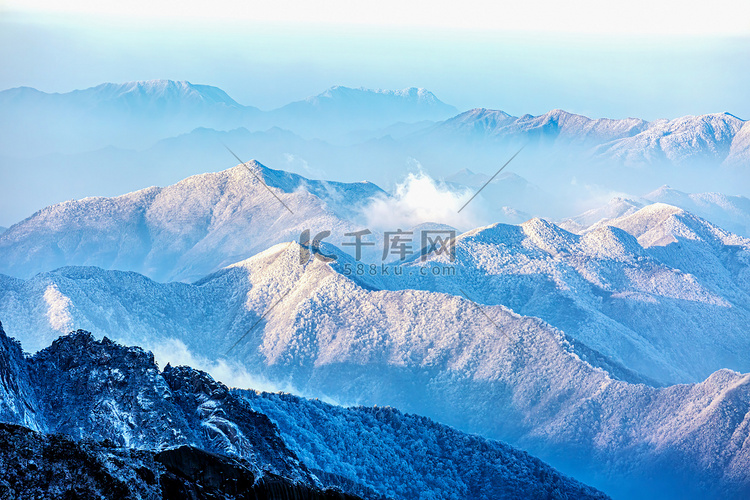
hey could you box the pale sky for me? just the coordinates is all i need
[1,1,749,118]
[4,0,750,35]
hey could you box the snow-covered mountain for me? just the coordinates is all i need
[397,207,750,385]
[593,203,750,300]
[2,218,750,497]
[426,108,746,166]
[0,81,456,158]
[431,108,649,146]
[560,186,750,238]
[557,197,645,234]
[0,161,384,282]
[0,321,610,500]
[642,186,750,237]
[595,113,745,165]
[0,80,260,156]
[267,86,457,139]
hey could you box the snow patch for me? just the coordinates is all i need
[43,284,73,333]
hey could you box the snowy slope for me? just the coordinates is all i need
[595,204,750,299]
[241,390,609,500]
[2,237,750,497]
[388,210,750,385]
[0,161,384,282]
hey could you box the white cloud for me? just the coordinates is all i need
[360,167,489,232]
[149,337,346,405]
[284,153,326,179]
[150,337,281,392]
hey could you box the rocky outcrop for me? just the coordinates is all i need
[0,325,610,499]
[0,423,360,500]
[0,321,40,430]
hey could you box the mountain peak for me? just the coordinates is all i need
[442,108,517,132]
[578,225,645,259]
[35,329,157,372]
[544,108,580,119]
[602,203,688,247]
[319,85,440,102]
[644,185,679,198]
[82,79,245,108]
[459,108,514,119]
[0,160,384,282]
[521,217,578,254]
[293,85,456,115]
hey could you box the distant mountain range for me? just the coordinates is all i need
[432,108,746,166]
[2,79,747,229]
[0,80,258,156]
[268,85,457,138]
[0,321,609,500]
[0,80,455,157]
[2,79,742,165]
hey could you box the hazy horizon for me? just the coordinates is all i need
[2,8,749,121]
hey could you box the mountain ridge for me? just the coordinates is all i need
[428,107,746,165]
[3,250,750,498]
[0,160,384,282]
